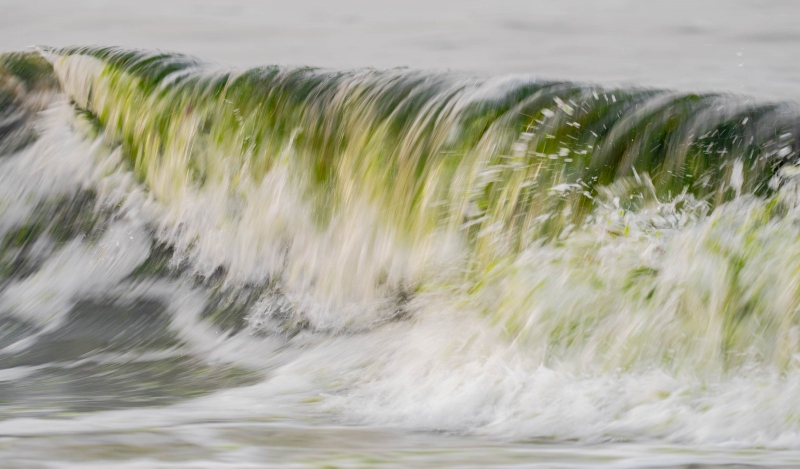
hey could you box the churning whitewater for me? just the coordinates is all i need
[3,46,800,463]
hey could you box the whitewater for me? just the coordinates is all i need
[3,2,800,468]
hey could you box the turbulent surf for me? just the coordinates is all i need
[3,46,800,465]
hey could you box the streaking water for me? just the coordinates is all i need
[3,45,800,467]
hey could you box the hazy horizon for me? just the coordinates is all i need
[3,0,800,99]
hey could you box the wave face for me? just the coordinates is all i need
[4,47,800,461]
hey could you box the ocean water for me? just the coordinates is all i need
[2,2,800,468]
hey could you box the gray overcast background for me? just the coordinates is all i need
[1,0,799,99]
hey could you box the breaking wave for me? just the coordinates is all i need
[2,47,800,450]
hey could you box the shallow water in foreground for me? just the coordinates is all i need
[8,422,800,468]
